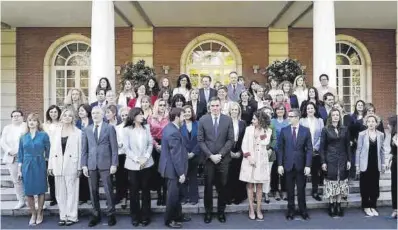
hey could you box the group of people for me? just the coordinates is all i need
[1,71,396,228]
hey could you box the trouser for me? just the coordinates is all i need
[311,155,322,194]
[79,175,90,202]
[270,161,286,192]
[128,168,151,221]
[262,161,273,193]
[226,157,247,202]
[286,166,307,213]
[46,161,56,202]
[115,155,129,202]
[360,170,380,209]
[392,156,397,209]
[204,158,229,213]
[7,162,25,203]
[88,169,115,217]
[182,157,199,203]
[54,175,79,222]
[164,178,183,225]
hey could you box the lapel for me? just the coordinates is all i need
[363,131,369,151]
[64,128,77,155]
[238,120,245,135]
[296,125,305,146]
[376,131,382,154]
[98,123,107,144]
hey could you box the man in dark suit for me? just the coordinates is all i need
[159,108,190,229]
[81,106,118,227]
[90,88,108,111]
[199,76,217,104]
[227,71,245,102]
[198,97,234,223]
[277,108,313,221]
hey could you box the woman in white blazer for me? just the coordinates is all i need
[48,109,82,226]
[240,110,272,221]
[299,101,324,201]
[123,107,154,226]
[356,114,385,217]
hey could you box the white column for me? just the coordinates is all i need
[90,0,115,102]
[313,0,336,88]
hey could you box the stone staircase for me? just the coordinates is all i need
[0,162,392,216]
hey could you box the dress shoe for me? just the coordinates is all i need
[108,215,117,226]
[301,212,310,220]
[274,192,281,201]
[88,216,101,227]
[364,208,374,217]
[370,208,379,216]
[65,220,77,226]
[131,219,140,227]
[286,211,294,220]
[50,200,57,206]
[36,211,44,225]
[166,220,182,229]
[217,213,226,223]
[204,213,212,223]
[141,219,151,226]
[328,203,336,217]
[29,214,37,226]
[336,202,344,217]
[282,192,287,201]
[312,193,322,201]
[58,220,66,226]
[264,194,270,204]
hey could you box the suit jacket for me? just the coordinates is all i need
[49,126,82,176]
[277,125,313,172]
[231,120,246,154]
[198,114,234,158]
[76,118,93,130]
[289,94,299,109]
[186,101,208,121]
[299,117,324,152]
[159,123,188,179]
[123,124,154,170]
[356,130,385,172]
[319,126,351,180]
[90,101,108,110]
[181,121,201,156]
[227,84,245,102]
[199,88,217,104]
[81,122,119,170]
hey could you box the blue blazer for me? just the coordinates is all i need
[289,95,299,109]
[277,125,313,172]
[159,123,188,179]
[180,121,201,156]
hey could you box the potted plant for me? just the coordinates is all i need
[120,60,156,87]
[264,58,305,84]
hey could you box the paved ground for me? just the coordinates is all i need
[1,208,397,229]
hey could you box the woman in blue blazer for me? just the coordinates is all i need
[226,102,247,205]
[180,105,201,205]
[299,101,324,201]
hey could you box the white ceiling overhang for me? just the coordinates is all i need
[1,1,396,29]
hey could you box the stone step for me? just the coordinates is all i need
[1,192,392,216]
[0,180,392,202]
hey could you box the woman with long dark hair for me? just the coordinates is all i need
[147,76,160,104]
[124,107,154,226]
[320,108,351,217]
[95,77,112,92]
[118,79,136,107]
[171,94,186,109]
[300,86,327,123]
[349,100,366,179]
[248,80,259,101]
[173,74,192,101]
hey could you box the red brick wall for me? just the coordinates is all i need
[289,28,396,120]
[16,27,132,117]
[153,27,269,86]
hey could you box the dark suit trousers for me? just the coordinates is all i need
[165,178,183,225]
[128,167,151,221]
[88,170,115,217]
[226,157,247,202]
[285,166,307,213]
[360,170,380,209]
[392,156,397,209]
[182,157,199,203]
[311,155,322,193]
[204,158,229,213]
[79,174,90,202]
[115,155,129,201]
[46,161,56,202]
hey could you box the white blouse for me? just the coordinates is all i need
[173,87,191,101]
[294,88,308,108]
[233,120,239,142]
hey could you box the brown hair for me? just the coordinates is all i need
[25,113,43,133]
[182,105,197,121]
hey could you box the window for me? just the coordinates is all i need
[186,41,237,87]
[52,42,91,106]
[336,42,365,113]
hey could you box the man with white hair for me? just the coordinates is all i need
[81,106,118,227]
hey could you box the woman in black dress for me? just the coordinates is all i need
[356,114,386,217]
[226,102,247,204]
[387,116,397,218]
[320,108,351,217]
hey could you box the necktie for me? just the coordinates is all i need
[233,85,236,94]
[292,127,297,145]
[94,125,99,143]
[214,117,219,137]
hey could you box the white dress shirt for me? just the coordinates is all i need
[291,125,299,139]
[233,120,239,142]
[93,122,103,140]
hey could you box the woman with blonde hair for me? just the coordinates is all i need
[140,95,153,120]
[48,109,82,226]
[217,86,232,115]
[118,79,136,107]
[273,89,291,113]
[279,81,299,109]
[356,114,386,217]
[18,113,50,226]
[240,111,273,220]
[64,88,87,117]
[293,75,308,108]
